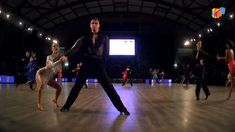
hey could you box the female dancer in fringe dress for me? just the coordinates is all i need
[217,39,235,100]
[35,42,67,111]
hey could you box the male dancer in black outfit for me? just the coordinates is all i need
[60,17,130,115]
[194,41,210,100]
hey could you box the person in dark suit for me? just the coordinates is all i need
[60,17,130,115]
[194,40,210,100]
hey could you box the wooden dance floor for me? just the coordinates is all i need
[0,83,235,132]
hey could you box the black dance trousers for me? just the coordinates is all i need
[122,76,133,86]
[62,59,127,112]
[195,77,210,98]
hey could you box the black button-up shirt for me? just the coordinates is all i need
[74,32,108,62]
[83,33,108,60]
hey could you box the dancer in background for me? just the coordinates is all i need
[60,17,129,115]
[16,51,31,86]
[148,68,153,85]
[181,64,190,87]
[35,42,67,111]
[26,52,38,90]
[57,71,63,84]
[72,63,88,88]
[122,66,133,87]
[160,69,165,83]
[122,69,127,82]
[152,68,160,85]
[217,39,235,100]
[194,40,210,100]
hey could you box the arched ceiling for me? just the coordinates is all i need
[0,0,234,32]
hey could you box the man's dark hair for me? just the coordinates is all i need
[226,39,234,49]
[90,17,100,22]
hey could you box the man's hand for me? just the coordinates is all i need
[200,59,204,65]
[60,56,67,62]
[216,54,220,61]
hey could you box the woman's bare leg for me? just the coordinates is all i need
[227,74,234,100]
[37,84,45,111]
[36,73,45,111]
[47,79,62,107]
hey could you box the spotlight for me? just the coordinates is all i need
[6,14,10,19]
[46,37,51,41]
[174,63,178,68]
[217,22,220,27]
[229,14,233,19]
[53,39,58,44]
[0,10,1,14]
[184,40,190,46]
[19,21,23,26]
[207,28,212,33]
[168,79,172,83]
[37,32,43,38]
[64,62,69,67]
[198,34,202,38]
[27,27,32,31]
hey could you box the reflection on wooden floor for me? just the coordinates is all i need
[0,83,235,132]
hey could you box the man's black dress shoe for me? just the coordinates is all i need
[60,108,69,112]
[120,110,130,115]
